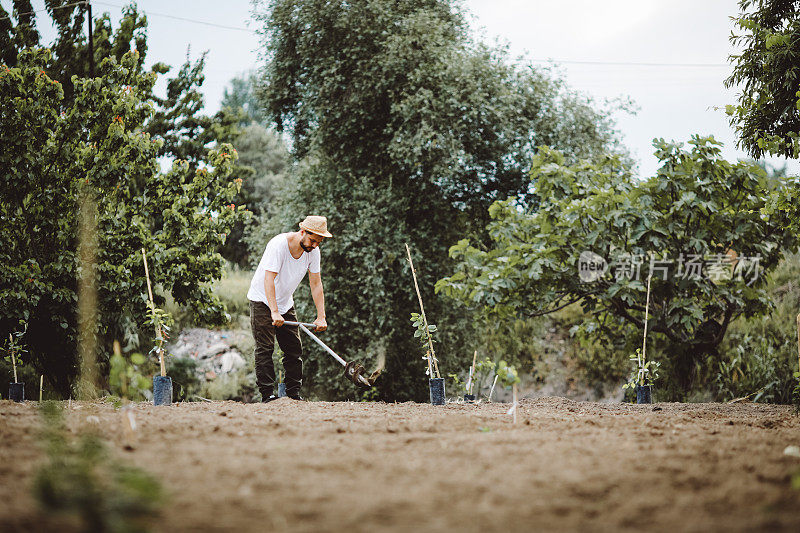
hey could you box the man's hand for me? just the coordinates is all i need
[314,317,327,332]
[271,310,284,327]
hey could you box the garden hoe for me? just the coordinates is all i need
[282,321,379,389]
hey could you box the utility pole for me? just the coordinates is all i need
[87,1,93,78]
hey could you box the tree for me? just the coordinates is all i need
[436,137,798,394]
[221,70,268,127]
[0,46,248,397]
[0,1,244,171]
[220,72,291,267]
[726,0,800,159]
[253,0,629,400]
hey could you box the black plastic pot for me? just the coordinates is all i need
[153,376,172,406]
[277,383,287,398]
[8,382,24,402]
[429,378,445,405]
[636,384,653,404]
[464,394,476,402]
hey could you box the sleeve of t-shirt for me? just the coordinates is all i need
[309,248,321,274]
[263,236,283,273]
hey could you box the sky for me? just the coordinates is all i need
[7,0,798,178]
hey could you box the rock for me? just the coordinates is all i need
[199,342,229,360]
[220,351,246,373]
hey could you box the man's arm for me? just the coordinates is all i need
[309,271,327,331]
[264,270,284,327]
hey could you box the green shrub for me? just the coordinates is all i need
[710,252,800,403]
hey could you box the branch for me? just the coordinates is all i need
[524,296,584,318]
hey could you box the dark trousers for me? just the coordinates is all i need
[249,301,303,398]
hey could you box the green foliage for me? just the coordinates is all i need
[793,371,800,410]
[224,122,290,267]
[34,401,163,532]
[1,321,28,377]
[145,303,173,362]
[495,360,520,388]
[469,356,497,396]
[0,48,248,397]
[448,372,463,390]
[253,0,627,401]
[438,137,798,394]
[726,0,800,159]
[410,312,439,376]
[709,252,800,403]
[108,343,150,401]
[621,348,660,390]
[221,70,268,127]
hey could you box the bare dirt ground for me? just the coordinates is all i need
[2,397,800,532]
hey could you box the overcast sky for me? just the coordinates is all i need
[10,0,798,178]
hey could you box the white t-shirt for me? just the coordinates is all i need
[247,233,321,314]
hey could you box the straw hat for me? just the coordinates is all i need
[299,215,333,238]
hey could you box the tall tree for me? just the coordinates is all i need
[0,2,249,396]
[0,1,244,171]
[726,0,800,159]
[220,73,291,266]
[0,49,247,397]
[221,70,268,127]
[254,0,628,400]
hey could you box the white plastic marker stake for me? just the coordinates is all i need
[507,383,518,424]
[39,375,43,402]
[489,375,498,402]
[122,405,137,447]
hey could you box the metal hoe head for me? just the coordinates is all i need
[344,361,377,389]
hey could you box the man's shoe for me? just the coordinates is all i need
[287,393,304,401]
[262,394,279,403]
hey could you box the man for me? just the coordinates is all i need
[247,215,332,401]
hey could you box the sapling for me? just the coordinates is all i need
[3,324,28,401]
[621,272,659,403]
[496,360,520,424]
[142,248,175,405]
[9,333,18,383]
[471,356,496,400]
[141,248,174,377]
[406,243,441,379]
[410,312,440,378]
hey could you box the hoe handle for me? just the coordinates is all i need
[285,322,372,387]
[282,320,317,328]
[295,324,347,367]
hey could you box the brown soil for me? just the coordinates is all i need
[2,397,800,532]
